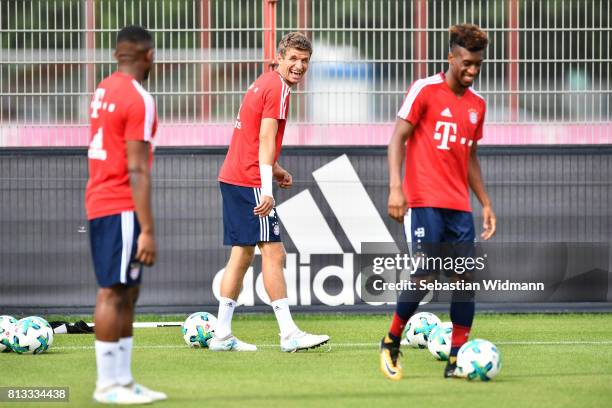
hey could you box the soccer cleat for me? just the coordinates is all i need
[131,383,167,402]
[208,334,257,351]
[280,330,330,352]
[93,385,153,405]
[444,360,460,378]
[379,335,403,381]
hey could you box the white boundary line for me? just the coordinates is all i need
[51,340,612,351]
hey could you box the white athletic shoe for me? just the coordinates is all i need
[280,330,330,352]
[208,335,257,351]
[131,383,167,402]
[93,385,152,405]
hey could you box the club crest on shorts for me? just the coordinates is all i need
[273,222,280,236]
[129,263,141,280]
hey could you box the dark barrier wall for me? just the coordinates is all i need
[0,146,611,313]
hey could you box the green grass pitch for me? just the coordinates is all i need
[1,313,611,407]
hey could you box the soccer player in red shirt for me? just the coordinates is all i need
[379,24,497,380]
[212,32,329,352]
[86,26,166,404]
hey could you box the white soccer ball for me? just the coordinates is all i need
[404,312,441,348]
[427,321,453,360]
[182,312,217,348]
[456,339,502,381]
[0,315,18,352]
[11,316,54,354]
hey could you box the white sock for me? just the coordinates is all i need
[271,298,299,338]
[215,297,236,339]
[95,340,118,390]
[116,337,133,386]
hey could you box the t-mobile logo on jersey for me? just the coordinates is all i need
[434,120,474,150]
[433,121,457,150]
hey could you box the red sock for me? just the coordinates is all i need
[451,324,471,349]
[389,313,408,339]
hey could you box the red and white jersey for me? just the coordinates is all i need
[218,70,291,187]
[85,71,157,220]
[397,72,486,212]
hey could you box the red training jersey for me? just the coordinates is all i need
[218,70,291,187]
[397,72,486,212]
[85,71,157,220]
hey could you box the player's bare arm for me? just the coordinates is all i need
[126,139,156,265]
[468,142,496,240]
[254,117,278,217]
[387,118,414,223]
[273,162,292,189]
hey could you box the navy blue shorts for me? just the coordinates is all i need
[220,182,282,246]
[403,207,476,275]
[89,211,143,288]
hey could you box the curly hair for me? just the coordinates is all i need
[449,24,488,52]
[277,32,312,57]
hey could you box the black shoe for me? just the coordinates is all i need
[444,361,458,378]
[71,320,94,334]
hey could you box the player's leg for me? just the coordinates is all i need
[209,245,258,351]
[209,183,259,351]
[116,286,137,388]
[116,285,167,400]
[380,208,443,380]
[93,285,128,390]
[259,241,297,339]
[89,213,152,404]
[258,230,329,352]
[93,288,152,404]
[442,210,477,378]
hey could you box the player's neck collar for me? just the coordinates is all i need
[115,70,137,81]
[274,69,291,87]
[442,71,468,97]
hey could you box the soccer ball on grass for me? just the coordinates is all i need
[0,315,18,352]
[427,321,453,360]
[182,312,217,348]
[403,312,441,348]
[456,339,502,381]
[11,316,54,354]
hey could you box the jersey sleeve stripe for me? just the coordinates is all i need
[469,87,486,102]
[131,79,156,141]
[282,85,291,120]
[397,74,443,119]
[278,77,290,119]
[279,78,285,119]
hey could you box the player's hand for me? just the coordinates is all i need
[388,187,407,223]
[136,231,156,266]
[274,167,293,189]
[481,205,497,240]
[254,195,275,217]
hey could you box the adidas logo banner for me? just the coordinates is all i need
[0,150,608,312]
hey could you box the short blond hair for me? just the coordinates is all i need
[277,32,312,57]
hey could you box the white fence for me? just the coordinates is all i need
[0,0,610,146]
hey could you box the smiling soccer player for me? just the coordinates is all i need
[213,32,329,353]
[380,24,497,380]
